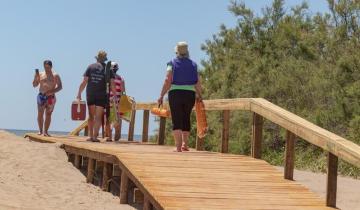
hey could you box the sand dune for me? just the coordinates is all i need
[0,131,134,210]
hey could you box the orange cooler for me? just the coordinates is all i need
[71,100,86,121]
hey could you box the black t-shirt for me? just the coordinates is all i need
[84,62,114,98]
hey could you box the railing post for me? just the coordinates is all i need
[196,136,205,151]
[128,110,136,141]
[74,155,81,169]
[158,117,166,145]
[118,119,122,140]
[120,171,130,204]
[86,158,96,183]
[284,130,295,180]
[142,110,150,142]
[221,110,230,153]
[326,152,338,208]
[84,125,89,136]
[102,163,113,192]
[251,113,263,159]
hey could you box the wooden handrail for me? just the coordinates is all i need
[135,98,360,168]
[250,98,360,168]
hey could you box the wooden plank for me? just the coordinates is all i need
[221,110,230,153]
[120,170,130,204]
[251,112,263,159]
[87,158,96,183]
[326,152,338,208]
[128,110,136,141]
[158,117,166,145]
[142,110,150,142]
[284,130,296,180]
[102,163,113,191]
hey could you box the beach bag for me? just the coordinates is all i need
[195,100,208,138]
[151,105,171,118]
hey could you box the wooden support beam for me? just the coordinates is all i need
[196,136,205,151]
[68,153,75,163]
[120,171,130,204]
[133,188,144,204]
[87,158,96,183]
[142,110,150,142]
[158,117,166,145]
[128,110,136,141]
[102,163,113,191]
[284,130,296,180]
[221,110,230,153]
[326,152,338,208]
[251,113,263,159]
[74,155,81,169]
[143,196,152,210]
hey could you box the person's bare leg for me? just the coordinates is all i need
[93,106,105,141]
[105,118,112,141]
[172,129,182,152]
[37,106,45,135]
[44,109,53,136]
[88,105,96,140]
[182,131,190,151]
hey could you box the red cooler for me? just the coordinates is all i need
[72,100,86,121]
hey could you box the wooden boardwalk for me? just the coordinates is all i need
[25,133,333,210]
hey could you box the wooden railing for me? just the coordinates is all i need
[70,98,360,208]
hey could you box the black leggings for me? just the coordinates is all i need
[168,90,195,131]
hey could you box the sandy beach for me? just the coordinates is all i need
[276,167,360,210]
[0,130,359,210]
[0,130,134,210]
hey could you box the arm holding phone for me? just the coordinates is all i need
[32,69,40,87]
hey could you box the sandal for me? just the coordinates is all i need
[181,147,189,152]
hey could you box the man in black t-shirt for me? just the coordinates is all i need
[77,50,116,142]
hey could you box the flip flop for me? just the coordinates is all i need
[86,138,93,142]
[43,133,51,137]
[106,138,113,142]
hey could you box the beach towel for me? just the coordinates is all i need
[195,100,208,138]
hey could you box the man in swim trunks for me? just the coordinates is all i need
[32,60,63,136]
[77,50,117,142]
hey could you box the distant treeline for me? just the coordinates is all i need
[163,0,360,177]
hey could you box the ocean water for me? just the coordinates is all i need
[4,129,143,141]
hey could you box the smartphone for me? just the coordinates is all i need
[35,69,39,74]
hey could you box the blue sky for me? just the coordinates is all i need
[0,0,329,134]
